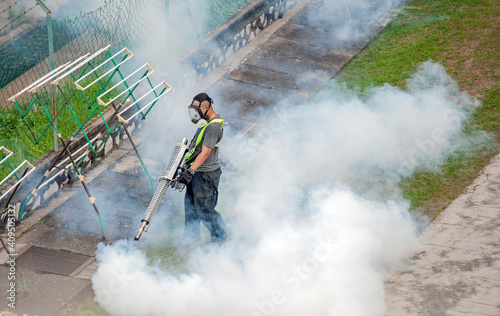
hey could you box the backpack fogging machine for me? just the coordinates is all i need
[134,138,189,241]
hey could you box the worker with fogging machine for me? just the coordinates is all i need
[133,93,227,242]
[177,92,227,243]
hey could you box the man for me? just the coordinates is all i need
[177,92,227,244]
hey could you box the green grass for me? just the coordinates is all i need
[335,0,500,218]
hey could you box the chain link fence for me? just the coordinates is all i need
[0,0,251,181]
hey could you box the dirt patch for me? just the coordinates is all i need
[436,13,500,99]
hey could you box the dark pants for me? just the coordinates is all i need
[184,168,227,243]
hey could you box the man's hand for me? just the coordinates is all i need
[178,168,194,185]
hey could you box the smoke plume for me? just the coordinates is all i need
[91,60,481,315]
[307,0,404,43]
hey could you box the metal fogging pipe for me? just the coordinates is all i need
[134,138,188,240]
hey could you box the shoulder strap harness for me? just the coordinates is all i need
[184,118,224,163]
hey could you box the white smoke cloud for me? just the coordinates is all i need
[130,0,211,80]
[310,0,404,43]
[91,61,481,316]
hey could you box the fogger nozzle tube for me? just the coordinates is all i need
[134,221,148,240]
[134,138,188,241]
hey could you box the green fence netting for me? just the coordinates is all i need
[0,0,251,181]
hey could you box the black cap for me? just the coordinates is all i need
[192,92,213,106]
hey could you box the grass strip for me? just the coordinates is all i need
[335,0,500,219]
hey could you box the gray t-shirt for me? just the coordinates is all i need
[187,114,223,172]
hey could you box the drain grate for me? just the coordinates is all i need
[14,245,95,277]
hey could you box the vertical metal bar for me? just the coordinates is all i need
[51,86,58,151]
[58,135,106,241]
[111,102,154,195]
[18,137,74,221]
[4,168,29,206]
[36,0,58,151]
[48,14,58,151]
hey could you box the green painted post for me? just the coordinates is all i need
[35,0,58,151]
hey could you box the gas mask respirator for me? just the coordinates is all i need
[188,104,209,128]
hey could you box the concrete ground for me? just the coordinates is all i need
[385,153,500,315]
[1,0,499,315]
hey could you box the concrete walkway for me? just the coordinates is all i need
[385,153,500,315]
[206,0,386,115]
